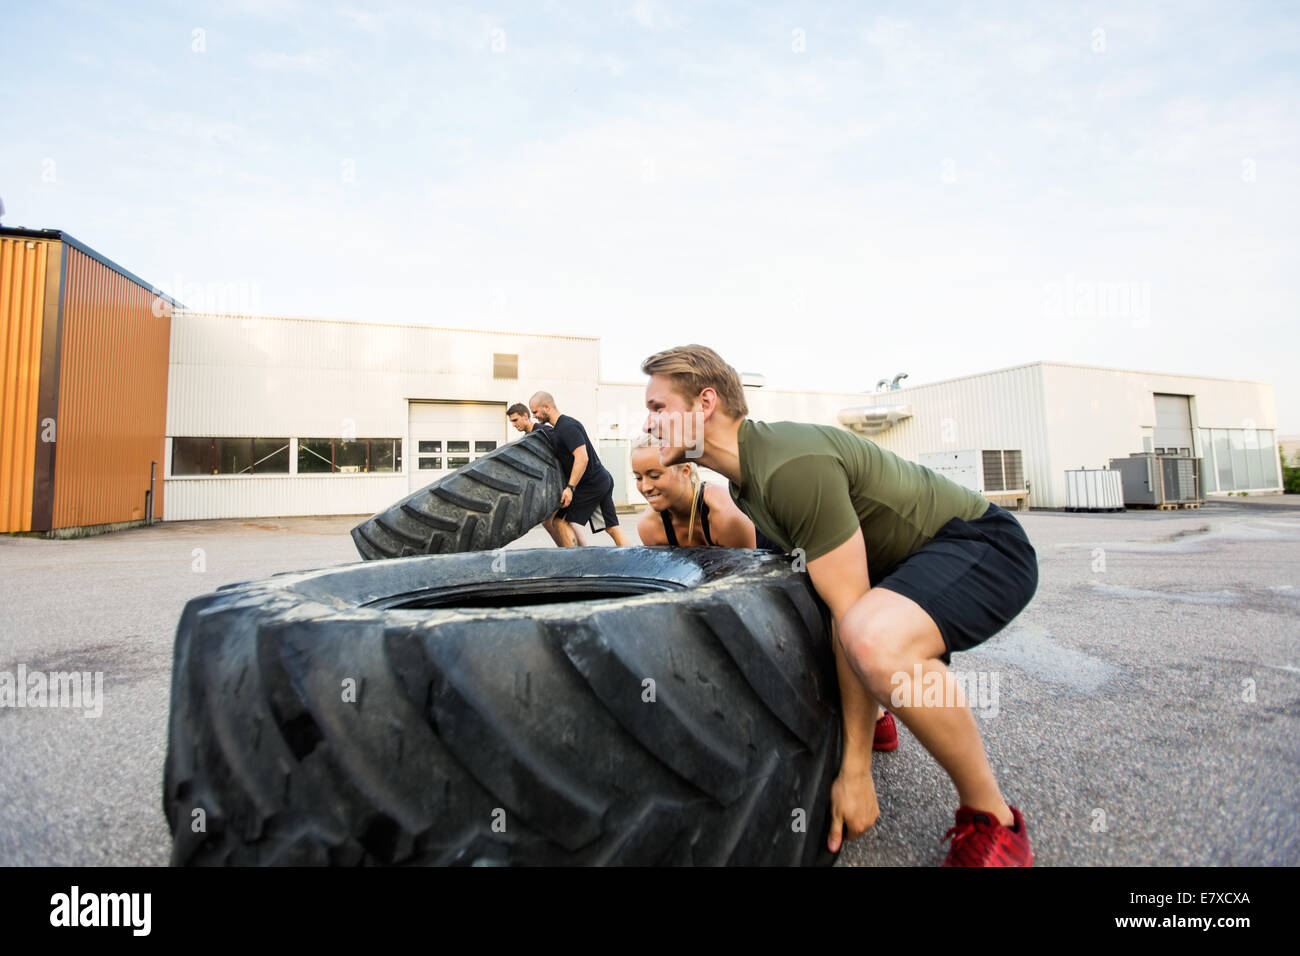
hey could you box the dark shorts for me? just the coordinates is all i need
[556,472,620,532]
[874,503,1038,666]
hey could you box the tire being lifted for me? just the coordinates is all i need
[351,428,562,560]
[163,547,841,866]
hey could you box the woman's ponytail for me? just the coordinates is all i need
[685,463,702,544]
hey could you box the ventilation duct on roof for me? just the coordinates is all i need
[837,404,913,435]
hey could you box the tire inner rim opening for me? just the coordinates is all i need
[368,576,687,610]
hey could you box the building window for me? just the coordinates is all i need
[172,438,215,475]
[171,438,290,475]
[250,439,291,473]
[1199,429,1217,494]
[1198,428,1278,492]
[371,439,400,472]
[299,438,403,474]
[493,353,518,379]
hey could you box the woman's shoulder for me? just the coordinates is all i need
[701,482,755,546]
[637,506,667,545]
[702,481,739,511]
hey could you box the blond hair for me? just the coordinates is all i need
[640,344,748,419]
[631,434,704,543]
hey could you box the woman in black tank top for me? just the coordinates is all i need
[660,482,714,546]
[631,440,765,549]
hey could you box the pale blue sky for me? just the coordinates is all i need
[4,1,1298,430]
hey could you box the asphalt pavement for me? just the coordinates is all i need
[1,499,1297,866]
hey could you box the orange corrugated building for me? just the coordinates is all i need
[1,228,181,535]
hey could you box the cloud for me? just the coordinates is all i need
[338,5,386,37]
[226,0,305,20]
[248,49,335,72]
[628,0,681,31]
[131,108,246,148]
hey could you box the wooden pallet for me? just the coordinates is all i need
[1179,501,1202,509]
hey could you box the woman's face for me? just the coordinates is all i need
[632,446,686,512]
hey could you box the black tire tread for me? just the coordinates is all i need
[163,551,840,866]
[351,429,561,559]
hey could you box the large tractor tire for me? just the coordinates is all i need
[351,428,561,560]
[163,547,841,866]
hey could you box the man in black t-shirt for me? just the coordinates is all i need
[506,403,581,547]
[529,392,627,547]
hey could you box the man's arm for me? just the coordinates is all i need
[567,444,589,489]
[554,418,589,509]
[807,531,882,852]
[764,460,879,851]
[806,531,877,727]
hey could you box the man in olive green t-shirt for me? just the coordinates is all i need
[641,345,1039,868]
[728,418,991,576]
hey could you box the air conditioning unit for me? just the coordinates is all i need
[1108,454,1202,508]
[919,449,1029,510]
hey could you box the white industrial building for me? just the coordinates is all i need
[847,361,1282,508]
[162,312,1283,520]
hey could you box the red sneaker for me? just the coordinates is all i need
[941,805,1033,867]
[873,711,898,751]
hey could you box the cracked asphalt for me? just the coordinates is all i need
[1,498,1297,865]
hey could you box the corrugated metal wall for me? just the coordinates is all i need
[1040,363,1279,504]
[165,473,409,521]
[594,366,1279,510]
[164,312,599,520]
[168,312,599,437]
[51,245,171,529]
[856,364,1055,505]
[0,237,54,532]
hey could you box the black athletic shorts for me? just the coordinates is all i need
[556,471,620,532]
[874,503,1037,666]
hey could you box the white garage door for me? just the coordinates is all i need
[408,401,507,493]
[1153,393,1193,456]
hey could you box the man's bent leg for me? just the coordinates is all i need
[838,587,1014,828]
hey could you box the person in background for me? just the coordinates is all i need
[529,391,628,547]
[506,402,579,547]
[630,433,754,548]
